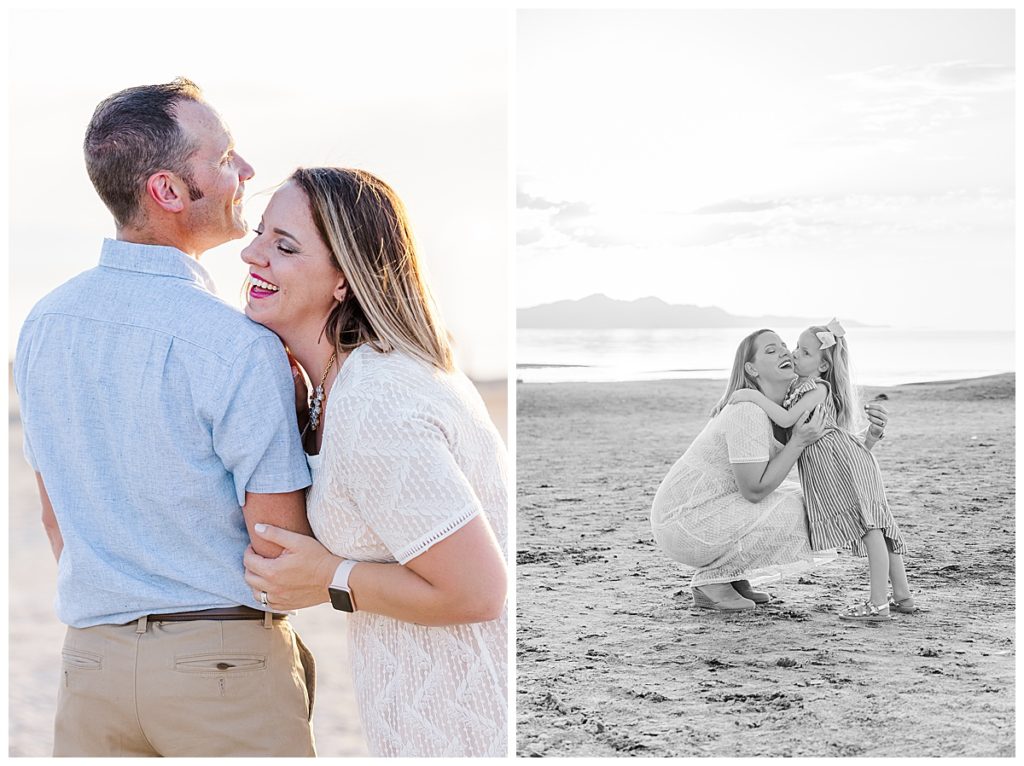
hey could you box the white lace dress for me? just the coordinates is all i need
[306,345,507,757]
[650,402,819,586]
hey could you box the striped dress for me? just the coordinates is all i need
[785,378,906,557]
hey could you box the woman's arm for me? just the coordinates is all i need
[731,407,825,502]
[730,384,827,428]
[243,515,508,626]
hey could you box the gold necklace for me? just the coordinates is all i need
[308,351,337,432]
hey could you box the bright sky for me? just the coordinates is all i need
[9,8,508,380]
[517,9,1014,330]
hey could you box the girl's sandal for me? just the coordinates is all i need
[888,596,925,614]
[838,600,893,622]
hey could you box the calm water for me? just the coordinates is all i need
[517,327,1014,386]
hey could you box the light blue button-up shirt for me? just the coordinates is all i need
[15,239,311,628]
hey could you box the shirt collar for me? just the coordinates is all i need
[98,238,218,294]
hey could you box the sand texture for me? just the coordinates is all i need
[516,374,1014,757]
[8,372,506,757]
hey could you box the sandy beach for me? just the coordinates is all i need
[516,374,1014,757]
[7,372,506,757]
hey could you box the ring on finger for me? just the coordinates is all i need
[260,590,269,607]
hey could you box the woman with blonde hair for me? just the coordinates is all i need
[650,328,889,611]
[240,167,507,756]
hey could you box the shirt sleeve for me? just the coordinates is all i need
[724,402,772,464]
[342,408,482,565]
[211,335,311,505]
[21,430,38,471]
[13,319,38,470]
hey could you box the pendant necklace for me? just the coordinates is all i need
[308,351,337,433]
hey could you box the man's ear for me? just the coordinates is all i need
[333,274,348,303]
[145,172,186,214]
[743,361,758,378]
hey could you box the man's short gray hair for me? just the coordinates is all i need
[84,77,205,228]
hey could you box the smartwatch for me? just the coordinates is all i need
[328,559,359,613]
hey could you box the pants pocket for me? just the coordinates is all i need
[61,646,103,689]
[293,631,316,722]
[173,653,267,675]
[62,647,102,671]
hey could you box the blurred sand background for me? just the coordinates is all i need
[517,374,1014,757]
[8,371,506,757]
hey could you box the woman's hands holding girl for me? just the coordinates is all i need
[790,406,826,449]
[791,401,888,449]
[732,405,825,503]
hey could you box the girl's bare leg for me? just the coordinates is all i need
[886,537,912,602]
[862,528,889,606]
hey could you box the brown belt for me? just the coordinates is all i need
[147,606,287,622]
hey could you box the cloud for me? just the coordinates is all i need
[517,189,605,248]
[822,60,1014,145]
[518,188,1012,254]
[676,221,766,247]
[929,61,1014,89]
[516,227,545,246]
[561,226,628,248]
[517,190,563,210]
[550,201,592,225]
[834,61,1014,95]
[693,199,789,215]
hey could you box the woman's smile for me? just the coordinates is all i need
[248,272,280,300]
[240,181,346,342]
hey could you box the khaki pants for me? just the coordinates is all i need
[53,616,316,757]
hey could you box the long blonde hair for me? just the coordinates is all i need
[291,167,453,372]
[807,325,859,431]
[709,328,773,417]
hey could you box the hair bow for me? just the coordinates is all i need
[815,318,846,350]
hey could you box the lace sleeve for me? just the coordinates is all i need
[723,403,772,463]
[343,411,483,565]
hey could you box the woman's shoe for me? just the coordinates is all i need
[731,579,771,604]
[692,585,756,611]
[888,595,921,614]
[838,600,893,622]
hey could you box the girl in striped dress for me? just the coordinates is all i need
[729,320,916,622]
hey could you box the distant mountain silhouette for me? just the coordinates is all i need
[518,294,868,329]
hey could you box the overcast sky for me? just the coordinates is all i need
[9,8,508,379]
[517,9,1014,331]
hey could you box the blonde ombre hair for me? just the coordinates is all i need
[291,167,454,372]
[709,328,773,418]
[807,324,859,431]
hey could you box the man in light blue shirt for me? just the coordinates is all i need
[15,78,317,756]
